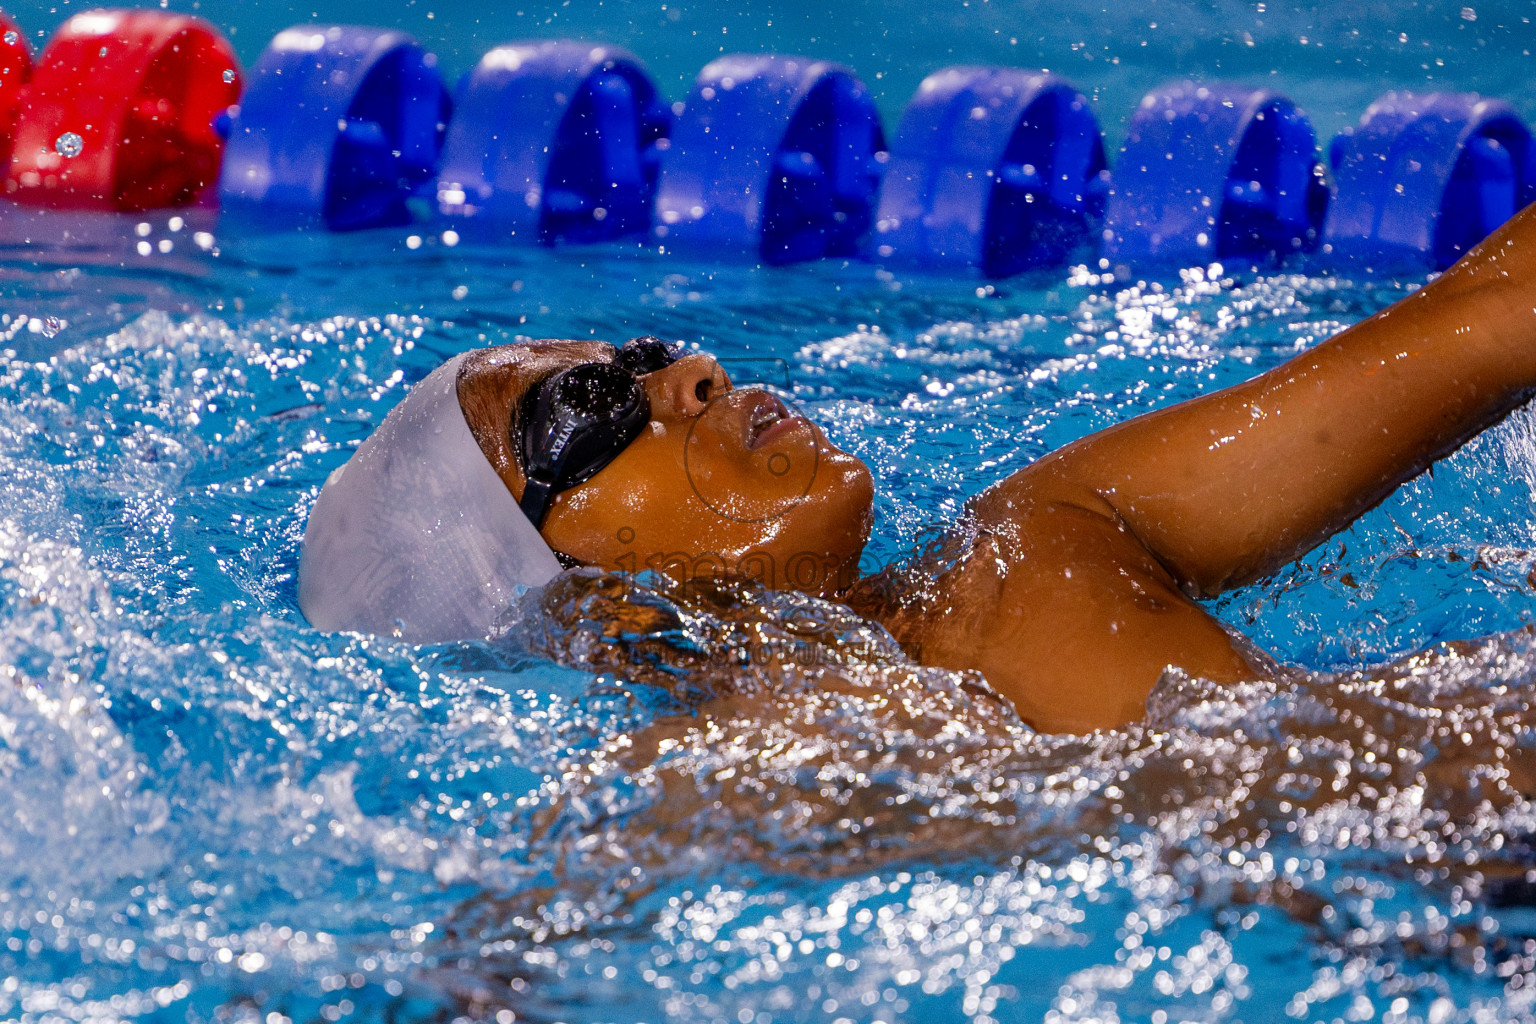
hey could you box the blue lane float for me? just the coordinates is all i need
[219,25,450,230]
[1102,82,1325,269]
[875,67,1106,278]
[435,41,670,245]
[653,54,886,265]
[15,2,1536,280]
[1324,92,1535,270]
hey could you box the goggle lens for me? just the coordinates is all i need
[515,337,684,530]
[549,361,644,420]
[617,335,680,376]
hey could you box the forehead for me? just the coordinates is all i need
[458,339,617,407]
[468,339,616,376]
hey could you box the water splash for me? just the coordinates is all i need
[0,246,1532,1022]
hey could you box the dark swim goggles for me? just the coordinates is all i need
[516,335,681,529]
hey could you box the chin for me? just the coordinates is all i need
[789,451,874,594]
[829,449,875,527]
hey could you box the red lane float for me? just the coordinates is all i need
[0,14,32,167]
[5,9,240,211]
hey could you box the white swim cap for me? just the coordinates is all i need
[298,354,561,642]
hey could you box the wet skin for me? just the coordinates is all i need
[456,341,876,598]
[457,202,1536,735]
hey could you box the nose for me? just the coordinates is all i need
[645,352,732,418]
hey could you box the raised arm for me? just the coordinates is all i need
[976,201,1536,595]
[891,202,1536,732]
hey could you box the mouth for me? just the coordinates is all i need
[744,391,804,450]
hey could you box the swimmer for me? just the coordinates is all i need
[300,201,1536,735]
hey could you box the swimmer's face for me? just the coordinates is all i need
[457,341,875,595]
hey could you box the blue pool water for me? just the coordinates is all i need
[1,1,1536,1022]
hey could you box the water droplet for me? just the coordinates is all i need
[4,31,18,46]
[54,132,83,159]
[222,68,234,84]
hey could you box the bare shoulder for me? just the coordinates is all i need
[871,491,1265,733]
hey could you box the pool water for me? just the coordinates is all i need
[1,1,1536,1022]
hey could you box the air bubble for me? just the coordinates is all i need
[3,31,17,46]
[222,69,235,83]
[54,133,83,159]
[40,316,61,338]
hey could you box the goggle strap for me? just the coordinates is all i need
[519,478,555,530]
[514,345,672,531]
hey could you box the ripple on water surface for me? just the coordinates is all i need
[0,248,1535,1022]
